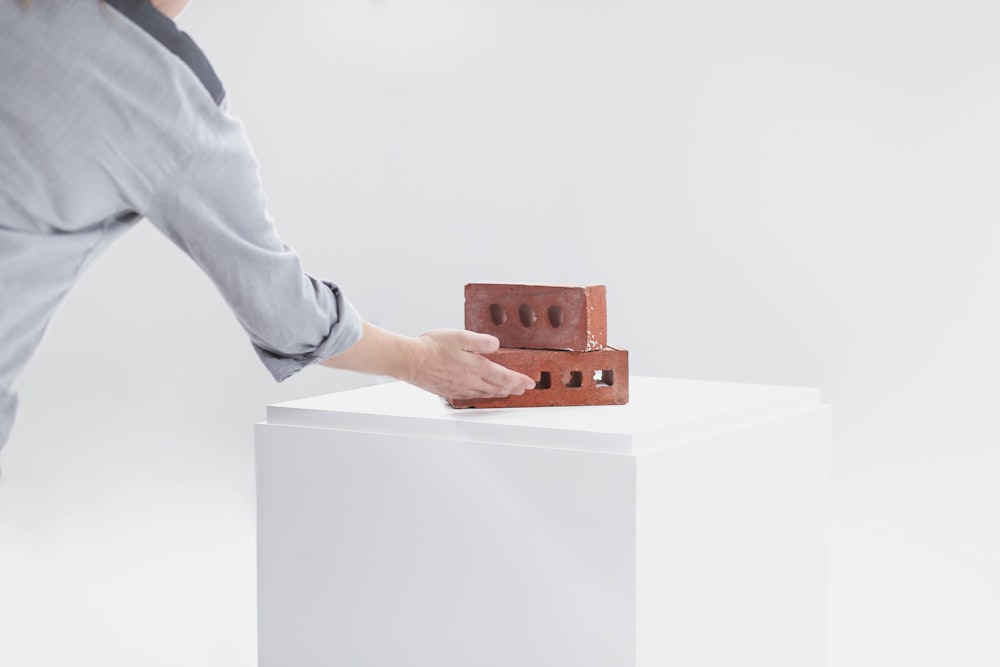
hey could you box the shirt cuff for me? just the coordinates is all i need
[252,281,364,382]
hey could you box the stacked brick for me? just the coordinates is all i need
[449,284,629,408]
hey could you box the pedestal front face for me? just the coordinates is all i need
[256,377,830,667]
[256,426,637,667]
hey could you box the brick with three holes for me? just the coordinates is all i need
[464,283,607,352]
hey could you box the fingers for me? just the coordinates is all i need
[458,330,501,355]
[460,335,534,396]
[439,358,533,400]
[450,331,533,393]
[412,329,535,400]
[474,357,536,396]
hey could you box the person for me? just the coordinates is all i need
[0,0,535,457]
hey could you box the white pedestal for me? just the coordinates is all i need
[256,376,830,667]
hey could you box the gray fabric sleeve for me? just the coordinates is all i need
[143,113,363,382]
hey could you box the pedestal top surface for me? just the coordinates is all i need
[263,376,822,455]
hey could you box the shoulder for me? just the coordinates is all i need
[0,0,232,229]
[103,0,226,107]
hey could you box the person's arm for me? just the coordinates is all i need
[320,322,535,399]
[143,110,532,399]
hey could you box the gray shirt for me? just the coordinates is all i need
[0,0,364,452]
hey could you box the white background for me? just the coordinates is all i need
[1,0,998,665]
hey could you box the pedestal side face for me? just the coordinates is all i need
[256,424,637,667]
[635,406,831,667]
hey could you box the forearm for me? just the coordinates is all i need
[145,113,365,381]
[318,320,417,381]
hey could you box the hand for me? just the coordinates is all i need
[320,322,535,400]
[402,329,536,400]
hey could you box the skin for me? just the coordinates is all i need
[151,0,190,18]
[150,0,533,400]
[320,323,535,400]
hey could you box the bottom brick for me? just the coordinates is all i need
[449,347,629,408]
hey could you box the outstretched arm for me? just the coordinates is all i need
[144,108,528,398]
[320,322,536,400]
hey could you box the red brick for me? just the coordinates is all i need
[449,347,629,408]
[464,283,607,352]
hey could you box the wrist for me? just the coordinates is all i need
[382,332,412,382]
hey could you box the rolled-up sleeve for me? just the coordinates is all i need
[144,113,363,382]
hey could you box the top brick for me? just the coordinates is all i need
[464,283,607,351]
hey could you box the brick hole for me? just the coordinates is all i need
[489,304,507,326]
[564,370,583,388]
[593,370,614,387]
[534,371,552,390]
[519,304,537,327]
[547,305,564,328]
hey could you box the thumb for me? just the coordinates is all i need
[460,330,501,354]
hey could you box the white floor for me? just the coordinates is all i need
[1,418,998,667]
